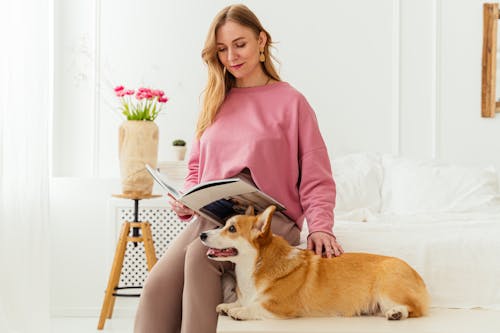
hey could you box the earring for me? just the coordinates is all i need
[259,49,265,62]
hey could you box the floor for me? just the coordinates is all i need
[51,308,500,333]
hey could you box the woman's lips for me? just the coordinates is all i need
[230,63,243,70]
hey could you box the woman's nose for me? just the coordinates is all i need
[227,47,238,62]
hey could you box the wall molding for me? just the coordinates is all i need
[431,0,442,160]
[391,0,401,156]
[91,0,102,177]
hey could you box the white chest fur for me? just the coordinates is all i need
[234,253,261,306]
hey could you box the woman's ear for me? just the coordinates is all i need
[258,31,267,49]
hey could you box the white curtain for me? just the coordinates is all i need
[0,1,52,332]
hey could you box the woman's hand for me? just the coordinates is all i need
[307,231,344,258]
[168,194,195,220]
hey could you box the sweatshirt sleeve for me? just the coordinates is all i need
[296,97,337,237]
[183,138,200,192]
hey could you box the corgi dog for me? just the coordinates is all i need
[199,205,429,321]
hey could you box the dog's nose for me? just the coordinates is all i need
[200,232,207,241]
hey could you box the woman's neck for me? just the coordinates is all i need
[235,72,270,88]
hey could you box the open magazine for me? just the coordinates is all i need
[145,164,286,225]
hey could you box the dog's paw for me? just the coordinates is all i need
[385,306,408,320]
[227,307,252,321]
[216,302,238,316]
[217,308,228,316]
[387,310,402,320]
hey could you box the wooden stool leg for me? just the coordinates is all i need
[97,222,131,330]
[142,222,158,271]
[107,292,117,319]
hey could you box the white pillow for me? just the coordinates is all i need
[381,156,500,214]
[332,153,383,221]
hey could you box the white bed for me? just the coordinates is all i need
[300,153,500,310]
[333,214,500,309]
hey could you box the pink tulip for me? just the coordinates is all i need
[152,89,165,97]
[116,85,168,120]
[136,92,150,100]
[138,87,151,93]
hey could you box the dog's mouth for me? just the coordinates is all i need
[206,247,238,258]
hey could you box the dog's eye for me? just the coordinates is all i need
[228,225,236,233]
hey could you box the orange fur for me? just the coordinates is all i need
[200,206,430,321]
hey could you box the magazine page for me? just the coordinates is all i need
[145,164,181,198]
[183,178,241,195]
[180,180,286,224]
[179,180,260,210]
[198,192,285,224]
[146,163,286,225]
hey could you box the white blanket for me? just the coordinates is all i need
[301,213,500,310]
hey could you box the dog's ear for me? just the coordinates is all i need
[254,205,276,238]
[245,205,255,216]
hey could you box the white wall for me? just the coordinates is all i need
[50,0,500,317]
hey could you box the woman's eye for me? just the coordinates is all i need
[236,43,246,48]
[217,48,226,53]
[228,225,236,233]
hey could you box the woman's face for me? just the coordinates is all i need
[216,20,266,86]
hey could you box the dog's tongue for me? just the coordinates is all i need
[207,247,238,257]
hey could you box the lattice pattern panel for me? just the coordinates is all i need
[117,207,187,287]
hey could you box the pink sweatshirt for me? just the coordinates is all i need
[184,82,336,236]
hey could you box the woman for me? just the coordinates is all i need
[134,4,343,333]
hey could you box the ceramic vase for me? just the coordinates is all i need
[118,120,159,196]
[172,146,187,161]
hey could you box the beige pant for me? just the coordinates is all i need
[134,212,300,333]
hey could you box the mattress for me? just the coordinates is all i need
[300,212,500,310]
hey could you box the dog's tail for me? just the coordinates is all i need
[401,271,430,318]
[408,280,430,317]
[379,259,430,318]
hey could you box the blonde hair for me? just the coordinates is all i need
[196,4,280,139]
